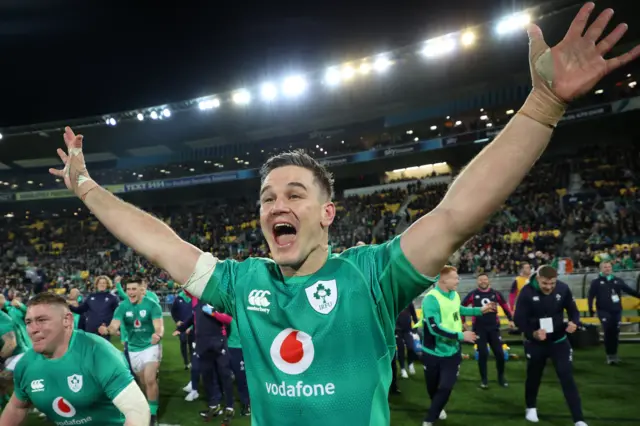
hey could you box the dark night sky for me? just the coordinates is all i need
[0,0,631,127]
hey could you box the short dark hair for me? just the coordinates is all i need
[260,150,335,200]
[124,274,143,288]
[477,273,489,279]
[537,265,558,279]
[27,292,69,309]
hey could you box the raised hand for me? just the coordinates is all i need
[49,127,97,199]
[530,2,640,103]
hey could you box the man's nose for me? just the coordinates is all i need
[271,197,290,213]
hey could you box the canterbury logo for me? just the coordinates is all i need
[247,290,271,314]
[31,380,45,392]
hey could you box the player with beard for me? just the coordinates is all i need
[0,293,149,426]
[99,278,164,426]
[514,266,585,425]
[49,5,639,424]
[461,273,513,389]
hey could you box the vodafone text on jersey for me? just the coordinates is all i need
[265,328,335,398]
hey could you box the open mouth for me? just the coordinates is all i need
[273,222,297,247]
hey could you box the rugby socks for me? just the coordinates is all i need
[149,400,159,416]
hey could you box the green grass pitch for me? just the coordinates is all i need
[20,338,640,425]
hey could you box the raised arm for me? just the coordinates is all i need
[0,332,17,361]
[69,298,90,315]
[49,128,201,285]
[399,3,640,277]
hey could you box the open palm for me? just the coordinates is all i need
[49,126,88,194]
[537,2,640,102]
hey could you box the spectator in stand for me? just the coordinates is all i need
[510,262,532,311]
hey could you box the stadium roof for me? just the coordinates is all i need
[0,0,637,167]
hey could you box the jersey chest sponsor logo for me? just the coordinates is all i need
[305,280,337,315]
[67,375,83,393]
[266,328,335,398]
[270,328,314,375]
[247,290,271,314]
[51,397,93,425]
[52,397,77,418]
[31,379,45,392]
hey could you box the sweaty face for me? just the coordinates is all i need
[440,271,460,292]
[259,166,334,269]
[477,275,490,290]
[538,276,556,295]
[26,305,71,354]
[600,262,613,276]
[126,283,144,303]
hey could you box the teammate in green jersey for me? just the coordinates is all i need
[100,278,164,425]
[67,288,84,330]
[227,316,250,416]
[115,276,160,305]
[0,292,150,426]
[420,266,495,425]
[0,294,30,351]
[53,14,640,422]
[0,308,28,402]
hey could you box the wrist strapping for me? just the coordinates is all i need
[520,40,568,128]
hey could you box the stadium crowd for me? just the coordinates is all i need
[1,143,638,301]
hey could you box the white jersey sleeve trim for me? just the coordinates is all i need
[112,381,150,424]
[183,252,218,299]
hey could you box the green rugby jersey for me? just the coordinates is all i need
[70,296,83,330]
[13,330,133,425]
[3,301,31,350]
[0,310,26,357]
[113,298,162,352]
[227,316,241,349]
[185,235,437,426]
[421,286,483,357]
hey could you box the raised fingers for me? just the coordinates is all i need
[584,8,614,43]
[49,168,65,178]
[57,148,69,164]
[606,44,640,73]
[597,23,628,56]
[565,2,596,39]
[63,126,76,147]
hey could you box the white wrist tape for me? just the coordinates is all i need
[112,382,150,424]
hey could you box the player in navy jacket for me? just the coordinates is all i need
[587,261,640,364]
[171,290,195,369]
[514,266,585,425]
[461,273,513,388]
[69,276,119,339]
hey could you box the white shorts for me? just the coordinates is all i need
[129,345,162,374]
[4,353,24,372]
